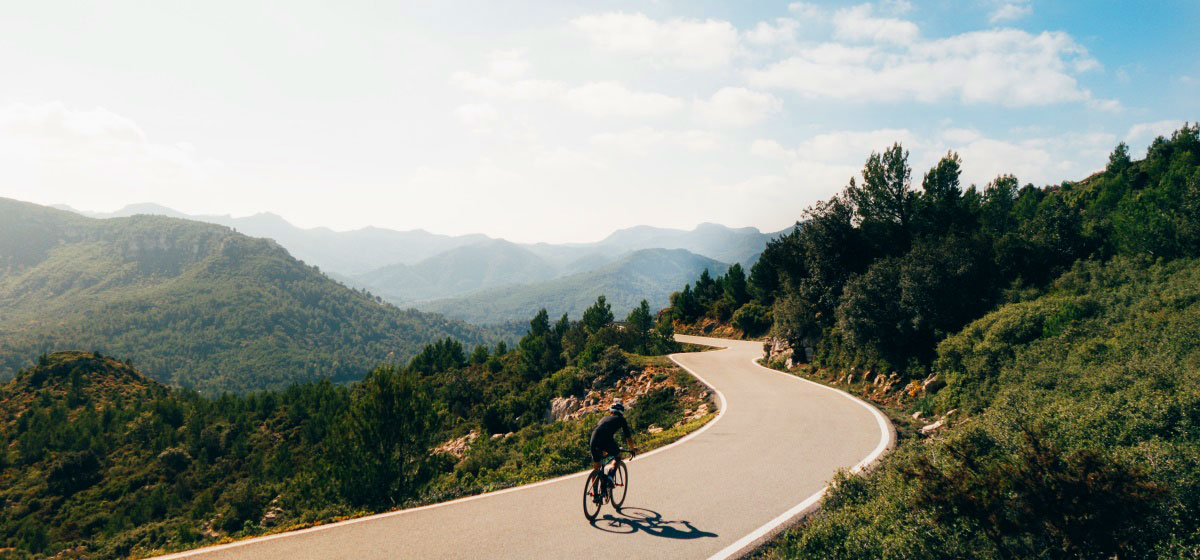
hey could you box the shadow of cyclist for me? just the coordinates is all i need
[590,506,717,540]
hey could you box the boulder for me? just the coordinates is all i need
[545,396,582,422]
[647,424,664,434]
[920,420,945,434]
[434,430,479,458]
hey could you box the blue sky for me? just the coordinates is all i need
[1,1,1196,242]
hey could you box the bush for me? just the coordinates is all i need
[732,302,772,336]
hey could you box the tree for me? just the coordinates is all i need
[849,143,917,245]
[670,284,701,323]
[918,152,968,235]
[581,295,614,334]
[694,269,721,306]
[722,263,749,307]
[331,366,437,508]
[625,300,654,353]
[1106,142,1132,175]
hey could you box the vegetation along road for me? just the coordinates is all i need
[154,335,893,560]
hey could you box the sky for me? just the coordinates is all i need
[1,1,1196,243]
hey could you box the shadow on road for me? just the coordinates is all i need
[590,506,717,540]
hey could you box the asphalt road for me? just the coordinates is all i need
[156,335,893,560]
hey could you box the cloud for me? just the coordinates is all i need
[0,102,220,210]
[989,2,1033,23]
[744,18,802,47]
[746,126,1117,207]
[454,103,498,132]
[787,2,823,19]
[591,127,720,155]
[563,82,684,118]
[486,49,530,80]
[570,12,739,68]
[450,71,565,100]
[833,4,920,45]
[693,87,782,127]
[1125,120,1185,144]
[747,28,1111,107]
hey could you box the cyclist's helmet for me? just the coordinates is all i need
[609,400,625,414]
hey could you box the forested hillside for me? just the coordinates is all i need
[664,124,1200,558]
[419,248,727,324]
[0,299,696,558]
[767,257,1200,558]
[0,199,490,394]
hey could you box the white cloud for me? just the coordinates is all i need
[486,49,530,80]
[833,4,920,45]
[570,12,739,68]
[989,2,1033,23]
[454,103,498,132]
[747,28,1111,107]
[750,138,794,159]
[744,18,801,47]
[450,71,565,100]
[788,2,822,19]
[563,82,684,118]
[694,87,782,127]
[744,126,1117,208]
[1125,120,1185,144]
[591,127,720,155]
[0,102,221,211]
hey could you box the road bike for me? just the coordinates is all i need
[583,448,633,521]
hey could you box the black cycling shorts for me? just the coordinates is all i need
[590,439,620,463]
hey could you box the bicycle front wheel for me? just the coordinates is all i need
[583,471,603,521]
[609,462,628,509]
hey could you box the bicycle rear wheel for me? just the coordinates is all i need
[583,471,603,521]
[609,462,628,509]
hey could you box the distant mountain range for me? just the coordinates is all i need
[417,248,729,324]
[3,198,493,393]
[54,202,792,322]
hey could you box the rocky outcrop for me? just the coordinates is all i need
[545,396,582,422]
[434,430,479,458]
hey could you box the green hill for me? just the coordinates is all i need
[418,248,728,324]
[768,256,1200,558]
[0,198,489,394]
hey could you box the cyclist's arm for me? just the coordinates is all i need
[621,417,636,454]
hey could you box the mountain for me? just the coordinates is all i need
[590,222,785,265]
[0,197,490,394]
[73,203,491,275]
[418,248,728,324]
[354,239,558,303]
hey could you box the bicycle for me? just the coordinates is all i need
[583,448,634,521]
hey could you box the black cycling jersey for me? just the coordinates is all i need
[590,414,632,448]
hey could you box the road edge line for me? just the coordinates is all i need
[151,342,734,560]
[704,349,897,560]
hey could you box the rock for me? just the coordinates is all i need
[545,396,582,422]
[491,433,504,440]
[922,373,945,394]
[945,409,958,417]
[503,432,513,439]
[647,425,664,434]
[912,411,923,421]
[920,420,945,434]
[260,503,284,527]
[434,430,479,458]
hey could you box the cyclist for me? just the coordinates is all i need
[590,399,636,490]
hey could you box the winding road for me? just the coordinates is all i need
[156,335,893,560]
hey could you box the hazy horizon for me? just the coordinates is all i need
[44,198,790,245]
[2,1,1196,243]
